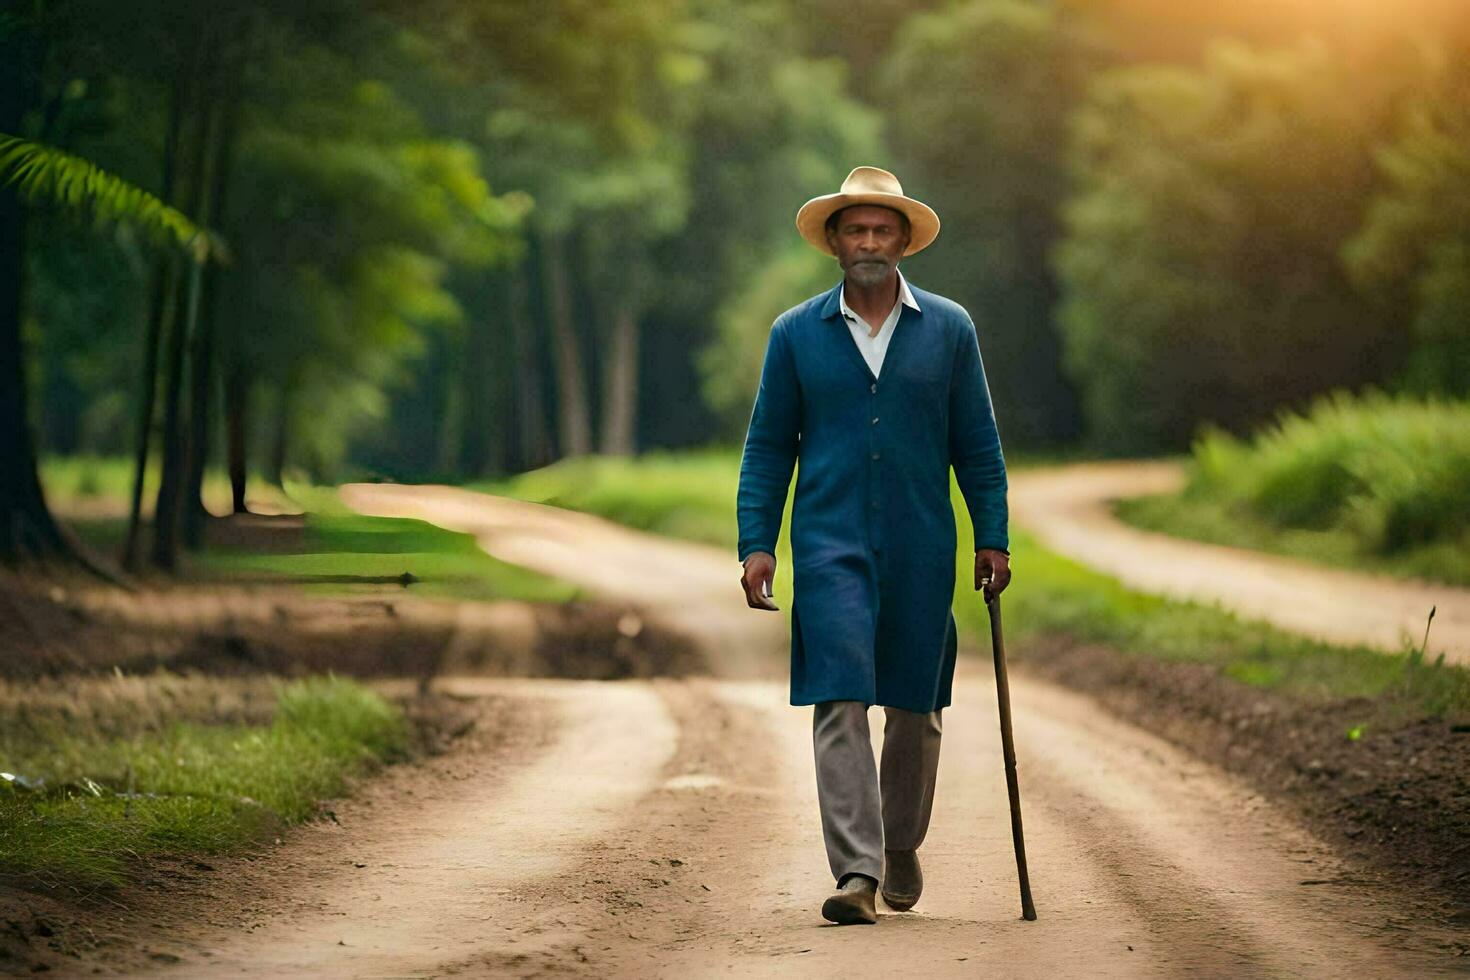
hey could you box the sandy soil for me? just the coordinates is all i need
[35,482,1448,978]
[337,484,790,680]
[1008,461,1470,665]
[62,666,1450,979]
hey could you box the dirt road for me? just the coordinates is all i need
[125,485,1460,978]
[1009,462,1470,665]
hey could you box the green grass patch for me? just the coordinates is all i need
[1125,391,1470,586]
[198,508,579,604]
[1116,491,1470,587]
[476,447,744,551]
[978,526,1466,717]
[40,460,576,604]
[485,449,1470,719]
[0,676,409,891]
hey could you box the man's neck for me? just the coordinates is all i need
[843,269,900,336]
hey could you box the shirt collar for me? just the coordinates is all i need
[839,267,921,324]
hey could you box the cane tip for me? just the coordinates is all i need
[1022,909,1038,921]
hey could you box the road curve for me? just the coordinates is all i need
[124,483,1463,978]
[1008,461,1470,665]
[338,482,788,680]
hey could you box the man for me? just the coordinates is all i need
[736,166,1011,925]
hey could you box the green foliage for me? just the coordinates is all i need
[656,6,880,439]
[699,244,840,439]
[17,0,1470,491]
[1346,62,1470,396]
[480,446,797,610]
[481,447,744,551]
[969,523,1468,718]
[204,507,580,604]
[882,0,1100,444]
[1122,391,1470,582]
[0,676,409,890]
[1055,40,1391,451]
[213,35,530,476]
[0,133,222,261]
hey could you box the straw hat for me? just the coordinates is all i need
[795,166,940,257]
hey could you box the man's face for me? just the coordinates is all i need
[826,205,910,288]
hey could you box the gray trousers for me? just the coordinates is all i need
[812,700,943,885]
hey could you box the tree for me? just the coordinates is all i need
[1054,40,1393,451]
[0,119,211,568]
[1346,58,1470,397]
[882,0,1102,447]
[673,2,880,440]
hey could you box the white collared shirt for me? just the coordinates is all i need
[839,268,921,379]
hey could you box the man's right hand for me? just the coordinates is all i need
[740,552,780,611]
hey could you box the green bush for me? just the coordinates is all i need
[1187,390,1470,553]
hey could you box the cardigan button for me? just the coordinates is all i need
[870,383,877,393]
[871,452,880,460]
[871,416,879,425]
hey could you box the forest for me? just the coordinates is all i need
[3,0,1469,571]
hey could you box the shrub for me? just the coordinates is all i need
[1186,390,1470,553]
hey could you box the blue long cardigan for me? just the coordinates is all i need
[736,278,1008,712]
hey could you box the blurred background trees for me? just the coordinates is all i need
[4,0,1469,567]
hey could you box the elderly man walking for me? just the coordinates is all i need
[736,166,1011,924]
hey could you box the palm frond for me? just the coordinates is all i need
[0,133,228,263]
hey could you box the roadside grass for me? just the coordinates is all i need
[476,446,743,551]
[40,458,576,604]
[986,526,1467,717]
[486,449,1470,719]
[0,675,408,892]
[1116,491,1470,587]
[198,496,579,604]
[1116,392,1470,587]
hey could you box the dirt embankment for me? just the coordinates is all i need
[1015,637,1470,922]
[0,570,702,684]
[0,562,704,976]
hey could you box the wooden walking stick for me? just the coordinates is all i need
[983,581,1037,921]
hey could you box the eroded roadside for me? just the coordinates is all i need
[1014,636,1470,930]
[0,566,705,976]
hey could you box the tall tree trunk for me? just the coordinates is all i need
[598,301,640,456]
[510,264,551,469]
[181,282,216,546]
[121,251,181,568]
[0,169,68,562]
[457,318,493,476]
[123,38,193,568]
[539,231,592,458]
[457,272,515,477]
[0,19,69,564]
[224,365,250,513]
[151,45,220,571]
[151,256,204,570]
[180,281,217,548]
[182,34,246,549]
[266,381,292,488]
[435,341,463,476]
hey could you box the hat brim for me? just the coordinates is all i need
[795,192,940,257]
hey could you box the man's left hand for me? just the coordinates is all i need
[975,548,1011,601]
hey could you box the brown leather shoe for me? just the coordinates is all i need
[881,848,922,911]
[821,874,878,925]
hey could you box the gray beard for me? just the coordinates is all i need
[847,259,890,287]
